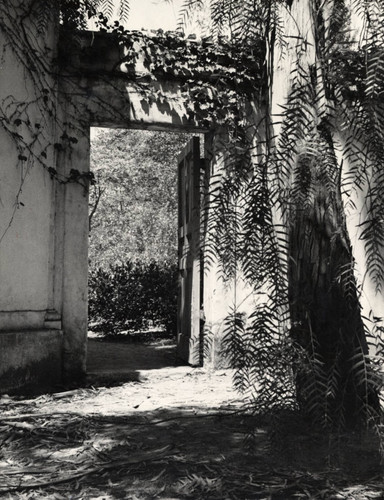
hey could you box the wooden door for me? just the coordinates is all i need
[177,136,202,365]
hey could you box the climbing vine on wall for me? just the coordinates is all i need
[85,13,265,128]
[2,0,384,441]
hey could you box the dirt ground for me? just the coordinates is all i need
[0,337,383,499]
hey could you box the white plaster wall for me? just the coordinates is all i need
[0,6,57,326]
[337,142,384,349]
[0,1,65,392]
[203,263,258,367]
[272,0,384,348]
[202,130,260,367]
[58,123,90,381]
[0,137,53,311]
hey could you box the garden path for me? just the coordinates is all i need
[0,338,382,498]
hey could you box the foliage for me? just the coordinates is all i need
[2,0,384,438]
[180,0,384,434]
[89,128,192,267]
[88,259,178,335]
[60,0,130,29]
[92,13,264,129]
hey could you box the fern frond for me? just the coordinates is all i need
[98,0,114,19]
[34,0,51,34]
[118,0,130,24]
[177,0,205,33]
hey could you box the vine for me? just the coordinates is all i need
[1,0,384,442]
[87,14,265,127]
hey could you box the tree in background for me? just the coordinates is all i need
[89,129,191,268]
[88,129,193,335]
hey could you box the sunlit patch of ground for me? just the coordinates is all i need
[0,338,383,499]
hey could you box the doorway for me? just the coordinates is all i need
[87,128,205,376]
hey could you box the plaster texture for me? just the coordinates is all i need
[0,1,63,393]
[6,1,378,394]
[0,330,63,394]
[0,11,259,392]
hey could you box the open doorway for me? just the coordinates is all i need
[87,128,204,380]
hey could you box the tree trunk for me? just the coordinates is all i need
[265,0,382,429]
[288,146,379,428]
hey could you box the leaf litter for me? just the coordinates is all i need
[0,341,383,499]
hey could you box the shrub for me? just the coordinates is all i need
[88,259,178,336]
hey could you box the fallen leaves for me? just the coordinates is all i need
[0,358,383,499]
[175,473,223,496]
[0,445,173,494]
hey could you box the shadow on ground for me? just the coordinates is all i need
[86,338,179,386]
[0,406,382,499]
[0,340,382,498]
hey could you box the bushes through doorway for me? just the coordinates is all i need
[88,260,178,338]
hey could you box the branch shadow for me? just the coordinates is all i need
[0,405,382,499]
[86,338,182,387]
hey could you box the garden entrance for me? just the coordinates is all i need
[88,129,205,368]
[0,19,245,393]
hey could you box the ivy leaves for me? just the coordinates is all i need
[94,14,264,129]
[60,0,130,29]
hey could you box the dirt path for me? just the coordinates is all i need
[0,339,382,499]
[87,338,177,373]
[85,339,242,415]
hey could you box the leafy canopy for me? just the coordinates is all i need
[89,129,193,267]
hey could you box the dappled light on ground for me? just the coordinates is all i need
[0,340,382,498]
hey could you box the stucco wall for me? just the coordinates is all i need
[0,330,63,394]
[0,41,54,321]
[0,1,63,392]
[0,14,260,392]
[271,0,384,346]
